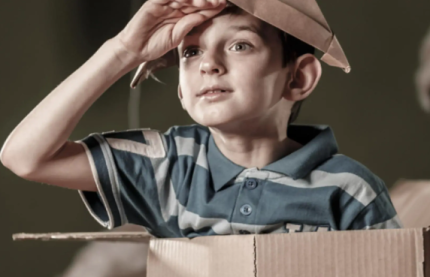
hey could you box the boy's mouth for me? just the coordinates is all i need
[197,86,232,97]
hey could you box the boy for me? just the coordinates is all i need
[1,0,402,238]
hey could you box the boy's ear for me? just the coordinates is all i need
[177,85,187,110]
[283,54,322,101]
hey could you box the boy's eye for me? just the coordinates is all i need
[229,42,252,52]
[183,48,201,58]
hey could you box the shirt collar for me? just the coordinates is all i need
[207,135,245,192]
[263,125,338,179]
[207,125,338,191]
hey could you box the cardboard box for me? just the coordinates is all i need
[14,227,430,277]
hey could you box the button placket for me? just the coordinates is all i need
[231,170,264,234]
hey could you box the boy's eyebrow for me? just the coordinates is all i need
[185,24,265,38]
[228,25,264,37]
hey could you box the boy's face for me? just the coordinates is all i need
[177,10,292,129]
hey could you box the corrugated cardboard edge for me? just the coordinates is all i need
[254,228,425,277]
[147,235,255,277]
[12,232,152,242]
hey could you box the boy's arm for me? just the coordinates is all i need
[0,41,131,191]
[0,0,226,191]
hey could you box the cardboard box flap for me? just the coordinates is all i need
[148,235,255,277]
[13,232,151,242]
[255,228,425,277]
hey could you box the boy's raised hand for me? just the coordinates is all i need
[114,0,226,65]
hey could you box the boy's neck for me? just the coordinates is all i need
[209,124,302,169]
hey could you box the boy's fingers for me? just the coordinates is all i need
[195,4,225,18]
[180,0,220,9]
[180,0,224,14]
[180,6,200,14]
[188,0,213,8]
[172,13,207,45]
[193,1,225,18]
[151,0,173,5]
[151,0,213,8]
[171,3,224,44]
[169,1,184,9]
[152,0,221,15]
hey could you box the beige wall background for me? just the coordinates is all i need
[1,0,429,276]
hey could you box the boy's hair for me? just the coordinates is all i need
[223,2,315,124]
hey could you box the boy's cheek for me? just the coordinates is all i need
[178,76,196,96]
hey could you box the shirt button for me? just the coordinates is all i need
[245,179,258,190]
[240,204,252,216]
[239,230,251,234]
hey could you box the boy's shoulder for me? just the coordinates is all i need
[99,124,211,147]
[286,124,386,196]
[315,153,387,196]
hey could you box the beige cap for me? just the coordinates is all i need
[131,0,350,88]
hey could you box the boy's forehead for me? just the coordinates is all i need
[185,12,270,39]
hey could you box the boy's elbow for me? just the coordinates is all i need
[0,146,39,179]
[0,144,15,172]
[1,159,37,180]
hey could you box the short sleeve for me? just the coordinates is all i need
[76,129,169,231]
[347,188,403,230]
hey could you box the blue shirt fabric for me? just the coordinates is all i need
[77,124,402,238]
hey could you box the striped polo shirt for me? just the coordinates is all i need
[78,124,402,238]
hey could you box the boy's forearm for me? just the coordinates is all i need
[0,38,137,174]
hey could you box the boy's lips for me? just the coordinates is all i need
[197,85,233,97]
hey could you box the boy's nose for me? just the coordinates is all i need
[199,56,226,75]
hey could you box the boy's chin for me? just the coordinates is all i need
[194,118,232,129]
[192,113,247,130]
